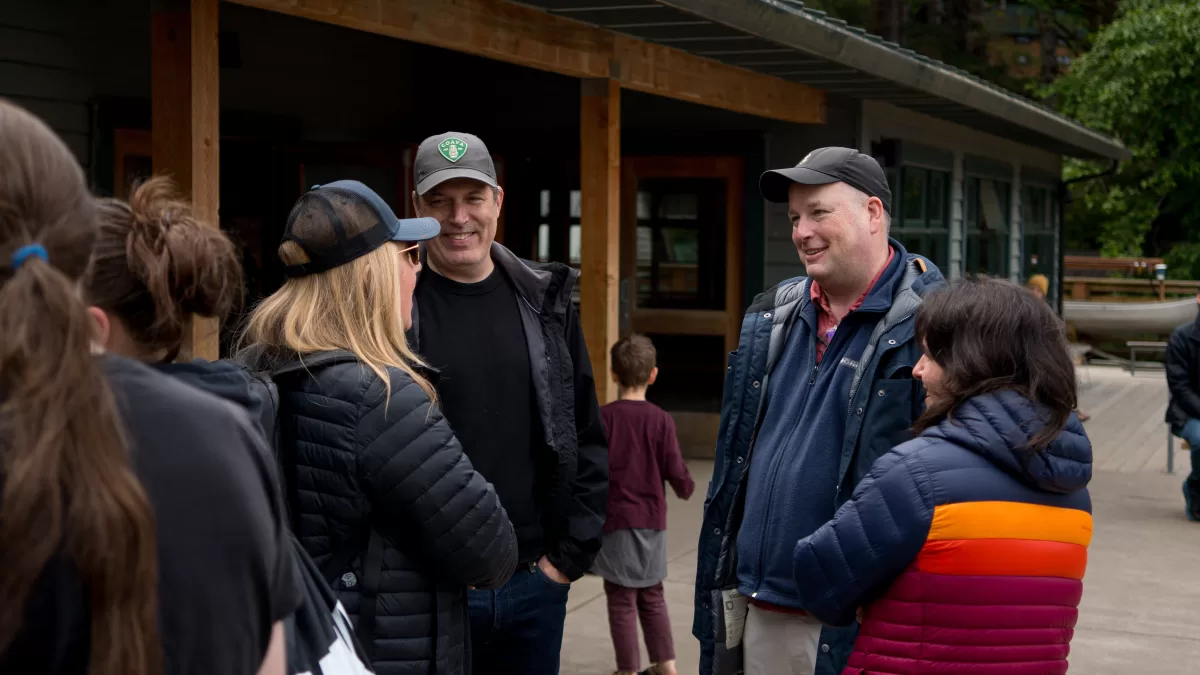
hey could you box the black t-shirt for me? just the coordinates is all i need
[416,267,544,563]
[0,356,301,674]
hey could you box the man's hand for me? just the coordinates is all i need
[537,555,571,585]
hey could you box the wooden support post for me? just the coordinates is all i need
[580,79,621,405]
[152,0,220,360]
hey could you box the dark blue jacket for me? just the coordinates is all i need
[735,249,907,608]
[692,241,944,675]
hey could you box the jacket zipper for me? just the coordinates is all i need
[752,326,827,598]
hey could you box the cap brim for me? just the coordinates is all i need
[390,216,442,243]
[759,167,841,203]
[415,167,499,195]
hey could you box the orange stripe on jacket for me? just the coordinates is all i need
[917,539,1088,580]
[928,501,1092,547]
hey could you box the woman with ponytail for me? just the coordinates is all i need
[0,100,298,674]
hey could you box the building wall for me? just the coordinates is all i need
[861,100,1064,287]
[762,94,860,288]
[0,0,150,174]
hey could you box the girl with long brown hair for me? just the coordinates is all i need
[0,100,298,674]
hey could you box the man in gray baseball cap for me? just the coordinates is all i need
[693,147,945,675]
[410,132,608,675]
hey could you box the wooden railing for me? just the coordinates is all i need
[1064,255,1165,273]
[1066,276,1200,302]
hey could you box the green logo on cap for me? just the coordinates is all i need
[439,137,467,163]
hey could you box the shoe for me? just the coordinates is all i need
[1185,481,1200,522]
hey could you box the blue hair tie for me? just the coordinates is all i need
[11,244,48,270]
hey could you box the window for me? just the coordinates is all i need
[568,190,582,264]
[532,185,584,305]
[891,166,951,271]
[1022,185,1058,302]
[1057,54,1072,66]
[536,190,552,262]
[533,188,582,264]
[1016,53,1031,65]
[965,177,1011,278]
[636,178,726,310]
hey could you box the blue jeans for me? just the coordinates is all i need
[1180,419,1200,485]
[468,561,569,675]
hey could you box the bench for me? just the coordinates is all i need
[1126,340,1168,375]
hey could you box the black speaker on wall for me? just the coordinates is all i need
[871,138,903,168]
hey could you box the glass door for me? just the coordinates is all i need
[621,157,743,414]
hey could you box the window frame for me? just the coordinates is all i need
[890,165,952,271]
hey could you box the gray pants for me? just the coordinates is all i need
[743,604,823,675]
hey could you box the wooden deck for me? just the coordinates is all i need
[1078,364,1178,474]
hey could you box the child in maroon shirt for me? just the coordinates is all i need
[593,334,694,675]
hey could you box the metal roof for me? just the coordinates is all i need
[517,0,1130,161]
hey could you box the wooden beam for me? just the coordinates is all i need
[632,309,728,337]
[152,0,221,360]
[227,0,825,125]
[580,78,621,405]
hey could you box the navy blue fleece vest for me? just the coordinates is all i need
[735,251,905,608]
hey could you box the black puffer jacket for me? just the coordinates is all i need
[1167,313,1200,433]
[245,348,518,675]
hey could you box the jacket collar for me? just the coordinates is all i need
[237,345,439,384]
[489,242,578,316]
[766,238,945,329]
[1189,311,1200,340]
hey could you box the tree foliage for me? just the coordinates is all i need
[1050,0,1200,273]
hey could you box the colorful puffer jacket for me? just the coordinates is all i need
[793,389,1093,675]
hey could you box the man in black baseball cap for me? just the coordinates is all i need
[410,132,608,675]
[693,148,945,675]
[759,146,892,214]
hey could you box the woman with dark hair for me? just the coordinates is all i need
[0,100,298,674]
[791,278,1093,675]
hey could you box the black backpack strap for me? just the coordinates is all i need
[357,530,385,661]
[318,526,385,661]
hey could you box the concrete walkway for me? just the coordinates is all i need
[561,365,1200,674]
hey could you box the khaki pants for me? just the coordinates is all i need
[742,604,823,675]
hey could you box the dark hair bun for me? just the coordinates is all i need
[89,176,243,358]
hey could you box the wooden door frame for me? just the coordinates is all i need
[620,156,744,357]
[113,128,152,200]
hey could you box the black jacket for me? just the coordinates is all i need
[242,349,518,675]
[410,243,609,581]
[155,359,372,675]
[1167,314,1200,432]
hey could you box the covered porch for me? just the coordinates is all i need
[128,0,828,417]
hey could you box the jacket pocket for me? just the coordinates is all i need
[855,377,918,485]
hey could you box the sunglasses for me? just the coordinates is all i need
[398,243,421,266]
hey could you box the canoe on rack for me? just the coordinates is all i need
[1064,298,1198,337]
